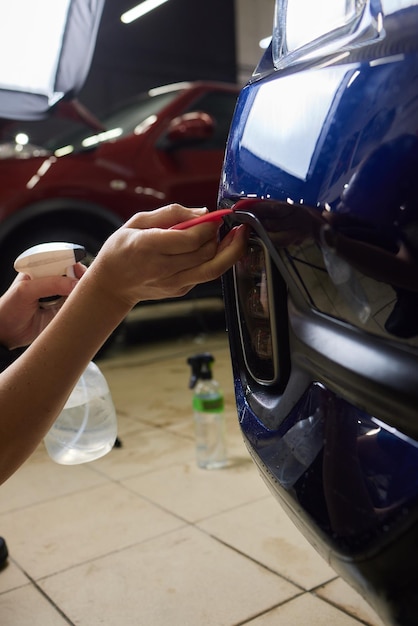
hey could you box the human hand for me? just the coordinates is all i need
[86,204,248,310]
[0,264,86,349]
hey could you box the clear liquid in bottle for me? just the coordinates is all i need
[44,361,117,465]
[194,406,227,469]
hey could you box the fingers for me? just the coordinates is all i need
[171,224,248,287]
[86,211,248,308]
[201,224,249,280]
[13,275,79,303]
[122,204,233,258]
[128,221,247,281]
[165,223,221,256]
[73,263,88,279]
[125,204,208,230]
[120,221,220,261]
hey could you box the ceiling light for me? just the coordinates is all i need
[15,133,29,146]
[121,0,169,24]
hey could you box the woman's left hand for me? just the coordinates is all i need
[0,265,86,349]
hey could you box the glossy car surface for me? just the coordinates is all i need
[218,2,418,624]
[0,81,238,293]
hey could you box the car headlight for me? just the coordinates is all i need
[233,237,289,387]
[272,0,371,69]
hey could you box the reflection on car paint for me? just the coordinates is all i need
[244,382,418,554]
[219,3,418,623]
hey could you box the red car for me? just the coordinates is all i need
[0,81,239,294]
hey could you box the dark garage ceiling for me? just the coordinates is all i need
[0,0,237,145]
[80,0,237,115]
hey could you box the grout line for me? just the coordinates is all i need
[6,561,76,625]
[231,593,307,626]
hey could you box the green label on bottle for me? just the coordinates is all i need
[193,395,224,413]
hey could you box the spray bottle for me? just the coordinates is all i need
[14,242,118,465]
[187,352,227,469]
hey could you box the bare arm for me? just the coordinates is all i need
[0,205,247,483]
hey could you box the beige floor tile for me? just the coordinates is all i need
[100,345,236,431]
[198,497,335,590]
[39,525,299,626]
[162,406,242,442]
[0,312,398,625]
[138,389,244,457]
[0,561,30,594]
[91,426,195,481]
[107,365,188,425]
[0,584,69,626]
[0,482,184,580]
[316,578,386,626]
[113,410,158,438]
[100,339,243,463]
[100,304,227,369]
[245,593,366,625]
[122,456,271,523]
[0,444,106,514]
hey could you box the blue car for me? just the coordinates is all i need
[218,2,418,624]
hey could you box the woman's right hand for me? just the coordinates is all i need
[85,204,248,311]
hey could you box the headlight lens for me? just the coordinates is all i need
[234,237,289,386]
[273,0,368,67]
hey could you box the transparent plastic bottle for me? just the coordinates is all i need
[44,361,118,465]
[187,353,227,469]
[14,242,118,465]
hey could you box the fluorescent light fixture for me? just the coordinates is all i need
[55,145,74,157]
[82,127,123,148]
[0,0,70,98]
[121,0,169,24]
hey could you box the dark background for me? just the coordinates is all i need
[79,0,237,116]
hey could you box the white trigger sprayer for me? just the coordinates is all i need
[14,242,118,465]
[14,241,86,281]
[14,242,87,317]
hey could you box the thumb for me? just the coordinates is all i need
[18,275,80,302]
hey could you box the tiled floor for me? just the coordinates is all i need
[0,301,386,625]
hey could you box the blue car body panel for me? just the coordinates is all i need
[219,3,418,624]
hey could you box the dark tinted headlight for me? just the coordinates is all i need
[234,237,289,386]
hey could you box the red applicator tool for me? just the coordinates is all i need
[170,208,233,230]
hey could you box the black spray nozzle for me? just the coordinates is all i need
[187,353,215,389]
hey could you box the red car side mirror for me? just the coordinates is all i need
[166,111,215,144]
